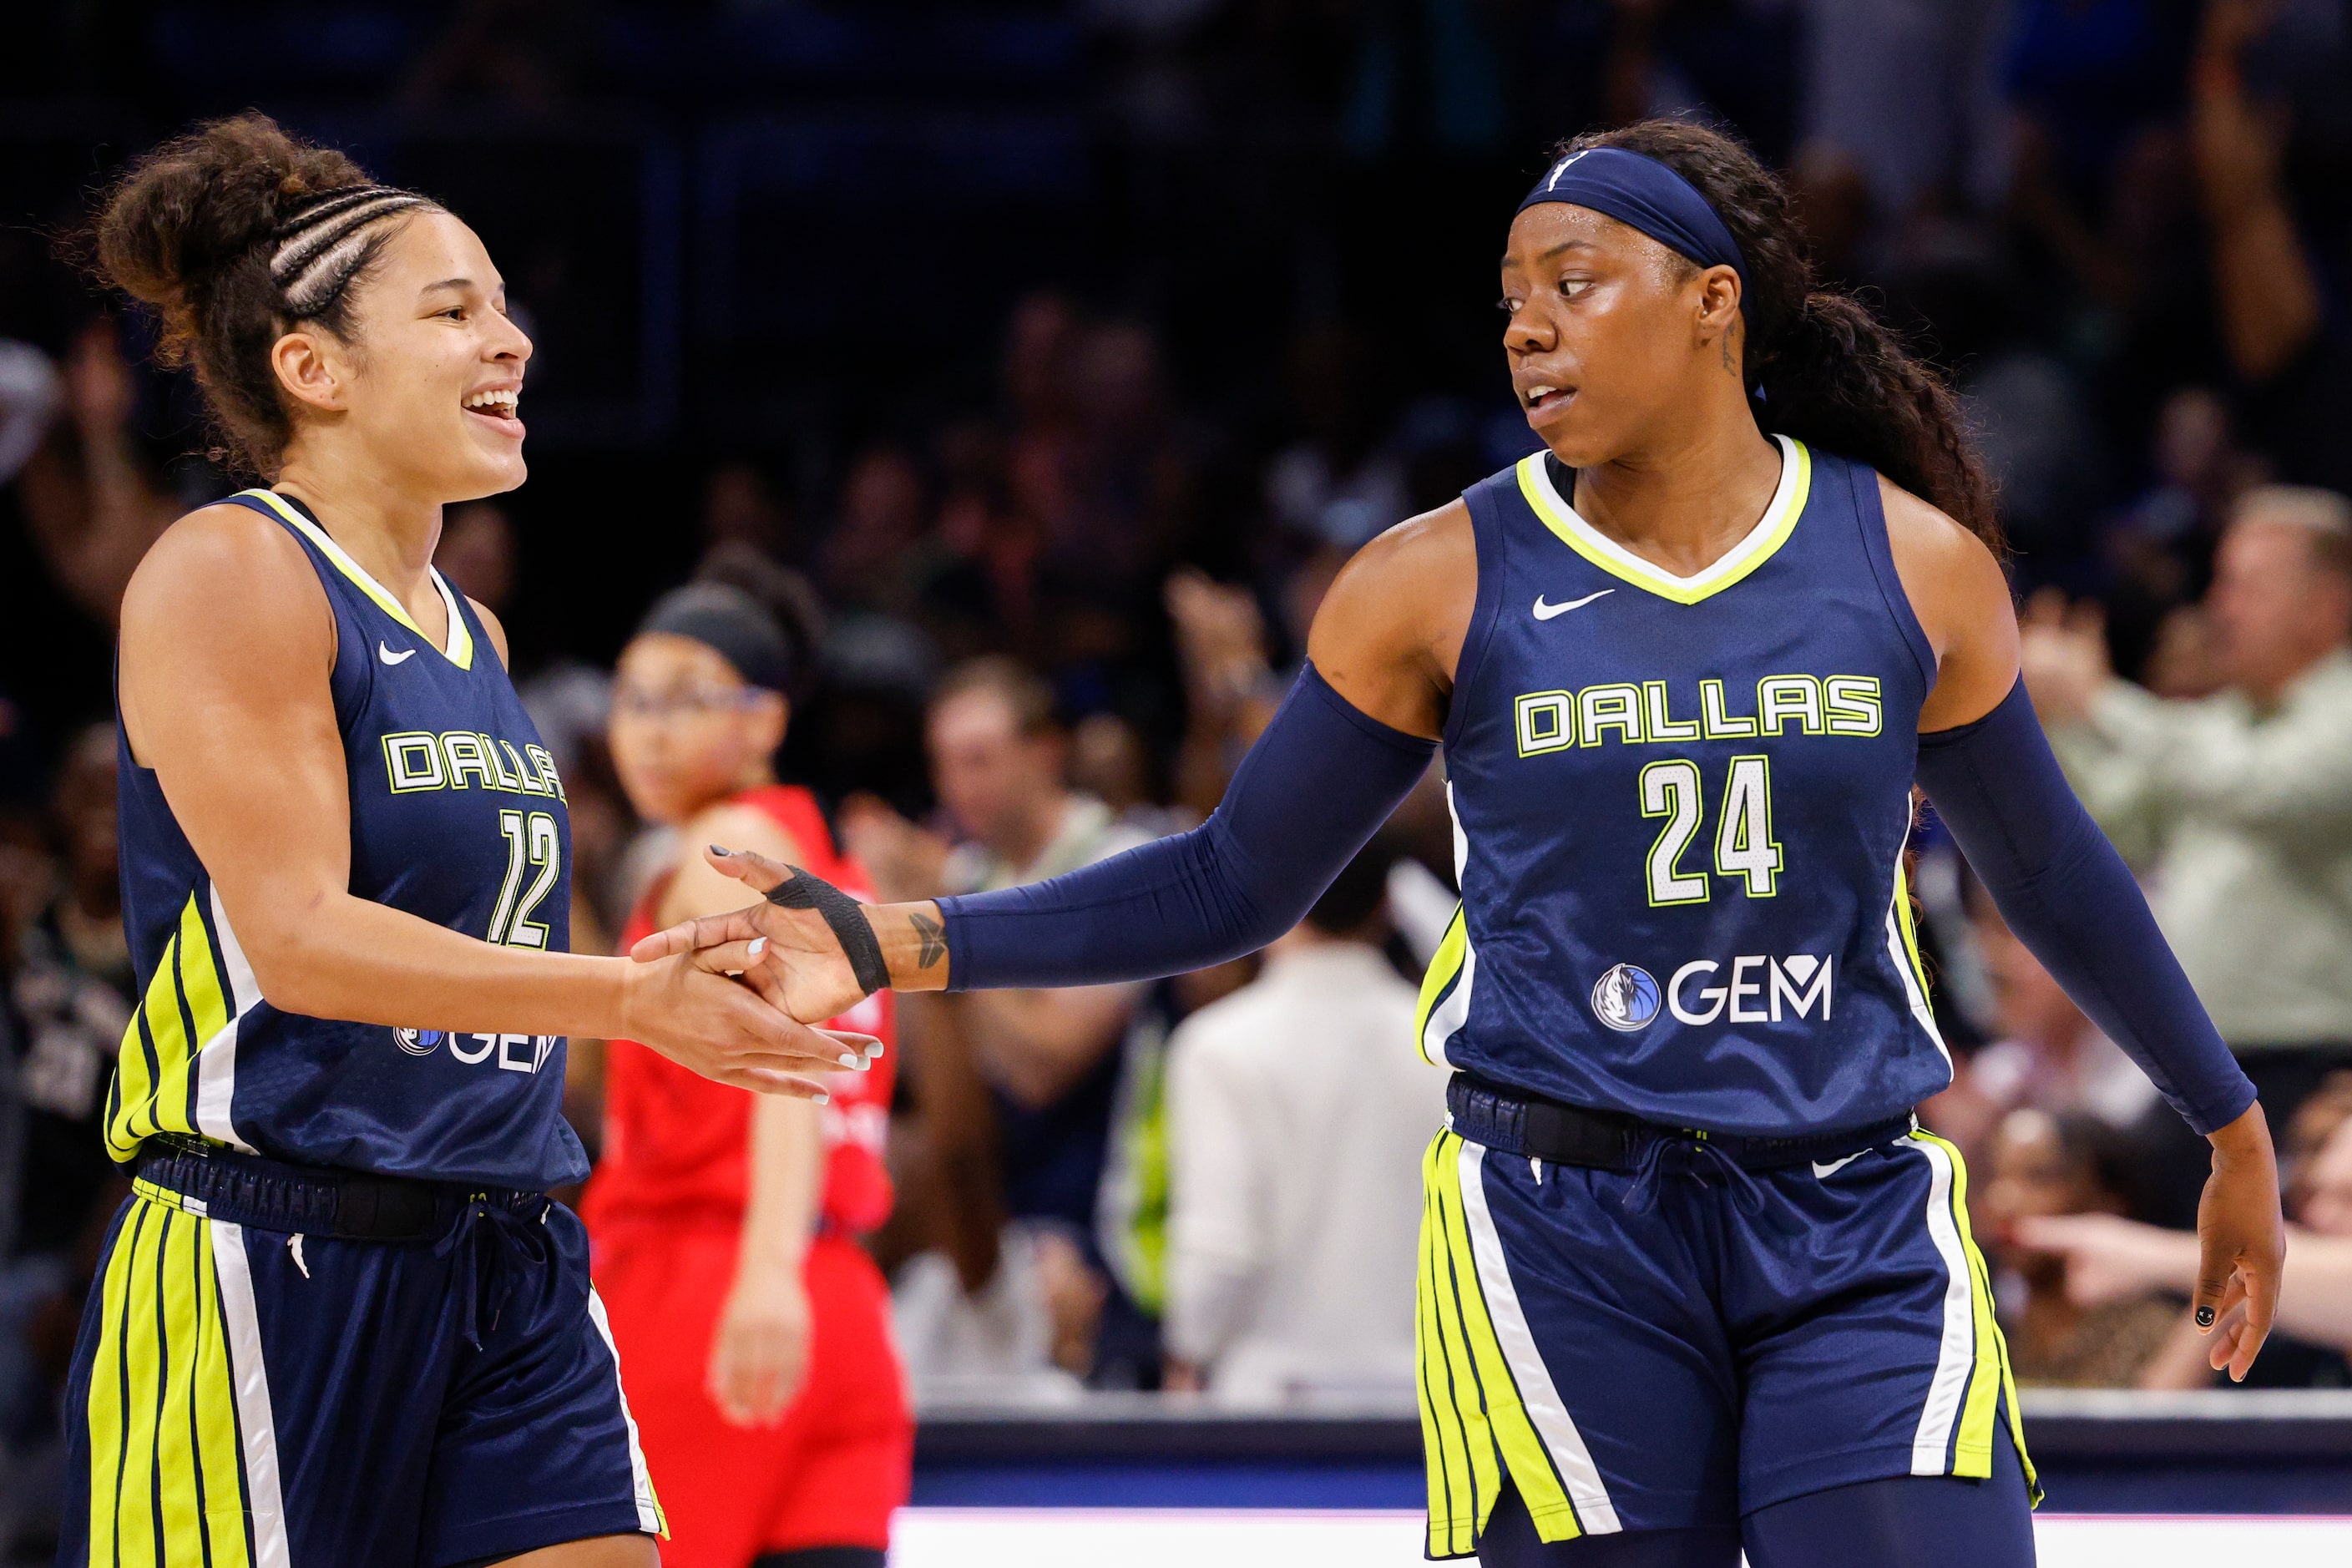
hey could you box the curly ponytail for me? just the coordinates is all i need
[1557,120,2000,552]
[88,113,433,477]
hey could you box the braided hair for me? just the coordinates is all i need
[90,114,439,477]
[1558,120,2000,552]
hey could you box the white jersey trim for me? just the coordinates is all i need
[193,886,261,1154]
[1520,432,1804,596]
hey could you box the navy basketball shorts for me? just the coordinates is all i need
[1415,1126,2036,1557]
[58,1176,665,1568]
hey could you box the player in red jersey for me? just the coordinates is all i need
[585,583,908,1568]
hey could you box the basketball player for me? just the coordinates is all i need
[586,584,908,1568]
[63,116,864,1568]
[644,123,2286,1565]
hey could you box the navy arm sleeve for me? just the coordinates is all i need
[938,663,1439,992]
[1914,679,2256,1136]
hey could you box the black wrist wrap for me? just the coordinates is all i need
[767,866,890,998]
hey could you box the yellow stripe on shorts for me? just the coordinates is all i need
[1416,1131,1584,1555]
[1418,1135,1485,1555]
[1912,1130,2039,1502]
[84,1189,256,1565]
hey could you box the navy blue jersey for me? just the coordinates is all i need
[1419,438,1947,1136]
[107,488,586,1188]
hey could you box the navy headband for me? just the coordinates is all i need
[636,583,793,695]
[1517,146,1748,308]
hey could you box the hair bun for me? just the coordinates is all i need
[93,113,367,348]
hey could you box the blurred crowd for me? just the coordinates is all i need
[9,0,2352,1554]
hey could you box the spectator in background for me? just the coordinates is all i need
[1,723,134,1551]
[0,340,58,487]
[2021,1112,2352,1388]
[1263,323,1405,554]
[2026,484,2352,1218]
[1162,840,1441,1404]
[2100,387,2266,687]
[1795,0,2009,240]
[13,317,177,630]
[820,444,934,619]
[1034,319,1203,685]
[2192,0,2352,498]
[920,658,1157,1133]
[702,459,795,564]
[1975,1109,2175,1388]
[845,657,1156,1384]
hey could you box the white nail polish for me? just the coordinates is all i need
[748,937,766,957]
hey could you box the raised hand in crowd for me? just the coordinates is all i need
[2018,587,2114,727]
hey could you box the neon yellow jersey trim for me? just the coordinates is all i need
[1515,435,1813,606]
[1414,906,1470,1066]
[1893,857,1935,1004]
[235,488,475,670]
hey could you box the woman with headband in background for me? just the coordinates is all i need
[645,120,2286,1565]
[585,583,907,1568]
[67,116,858,1568]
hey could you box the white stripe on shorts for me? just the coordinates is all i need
[585,1287,664,1534]
[1909,1136,1975,1475]
[1454,1140,1624,1533]
[209,1220,291,1568]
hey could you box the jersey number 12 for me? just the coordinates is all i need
[1639,755,1782,905]
[489,809,562,947]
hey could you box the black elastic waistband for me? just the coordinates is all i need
[133,1137,542,1242]
[1444,1075,1914,1172]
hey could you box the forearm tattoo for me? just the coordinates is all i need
[909,909,948,972]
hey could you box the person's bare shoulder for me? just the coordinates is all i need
[1346,498,1477,604]
[116,501,338,762]
[1307,499,1477,737]
[119,500,323,631]
[1876,474,2019,727]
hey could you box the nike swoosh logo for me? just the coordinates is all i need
[377,642,417,665]
[1532,589,1614,620]
[1812,1152,1864,1179]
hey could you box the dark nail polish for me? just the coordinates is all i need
[2196,1305,2215,1328]
[709,844,730,856]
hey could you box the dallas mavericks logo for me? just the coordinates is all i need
[392,1027,445,1057]
[1591,964,1662,1031]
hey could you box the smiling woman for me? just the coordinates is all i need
[53,114,863,1568]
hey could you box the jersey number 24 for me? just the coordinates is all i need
[1638,756,1782,905]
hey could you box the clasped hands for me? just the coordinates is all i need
[630,845,941,1097]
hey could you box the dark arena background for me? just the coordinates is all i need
[4,3,2352,1565]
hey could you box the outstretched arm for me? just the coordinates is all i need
[657,660,1436,1019]
[119,503,857,1097]
[1884,477,2282,1379]
[632,500,1476,1019]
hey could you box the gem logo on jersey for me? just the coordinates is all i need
[392,1027,558,1072]
[1668,955,1833,1025]
[1591,964,1662,1031]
